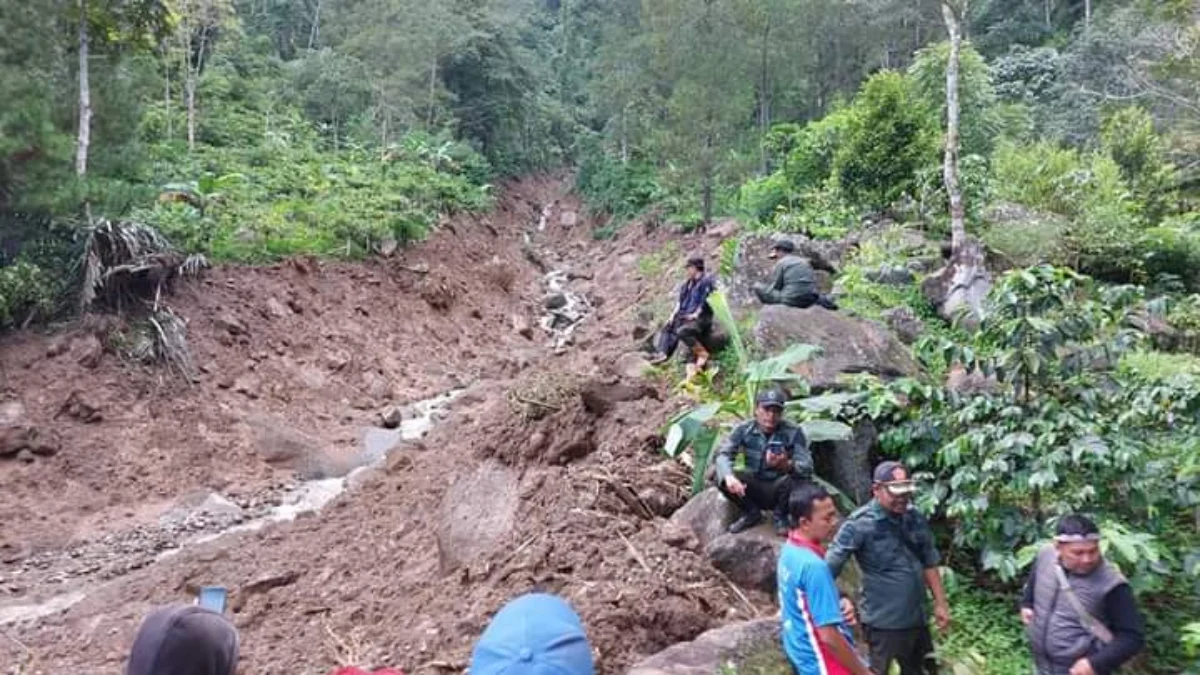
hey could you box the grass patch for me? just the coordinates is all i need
[637,240,684,278]
[980,216,1068,269]
[1119,349,1200,380]
[717,643,791,675]
[936,585,1031,674]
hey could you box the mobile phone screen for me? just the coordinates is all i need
[198,586,227,613]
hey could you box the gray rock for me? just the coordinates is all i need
[579,380,657,416]
[380,406,404,429]
[613,353,653,380]
[512,313,534,340]
[74,335,104,368]
[16,449,34,464]
[814,420,876,505]
[866,265,915,286]
[0,401,31,457]
[706,527,782,593]
[544,293,569,310]
[436,462,519,572]
[215,314,249,336]
[627,618,780,675]
[669,487,737,550]
[753,305,918,391]
[922,239,992,330]
[881,306,924,345]
[265,298,289,319]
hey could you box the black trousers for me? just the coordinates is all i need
[715,471,792,521]
[864,625,937,675]
[658,315,712,360]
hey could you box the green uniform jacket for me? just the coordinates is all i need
[826,500,941,630]
[754,254,815,305]
[713,418,812,483]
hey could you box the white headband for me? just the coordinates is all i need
[1054,533,1101,543]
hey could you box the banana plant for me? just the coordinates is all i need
[662,290,854,494]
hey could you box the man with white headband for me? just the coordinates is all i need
[1022,515,1145,675]
[826,461,949,674]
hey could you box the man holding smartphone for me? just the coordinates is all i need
[714,388,812,536]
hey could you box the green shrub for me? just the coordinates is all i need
[980,215,1068,269]
[909,40,1002,158]
[833,71,939,211]
[737,171,790,223]
[782,106,857,191]
[576,143,663,220]
[1101,106,1178,223]
[0,261,56,328]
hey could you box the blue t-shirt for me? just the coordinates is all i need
[778,539,858,675]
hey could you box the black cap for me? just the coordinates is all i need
[686,256,705,270]
[755,389,787,409]
[873,461,917,494]
[771,238,795,253]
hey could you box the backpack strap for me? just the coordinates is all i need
[1052,564,1115,644]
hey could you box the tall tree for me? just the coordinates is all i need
[174,0,234,151]
[71,0,170,178]
[942,0,966,253]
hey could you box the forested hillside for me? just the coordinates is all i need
[2,0,1200,672]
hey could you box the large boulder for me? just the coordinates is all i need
[922,239,992,330]
[705,526,782,593]
[881,306,924,345]
[813,420,876,505]
[627,618,780,675]
[669,487,736,549]
[250,415,363,480]
[436,462,519,573]
[753,305,918,391]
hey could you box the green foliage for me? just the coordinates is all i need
[833,72,939,211]
[935,585,1032,674]
[909,41,1002,158]
[576,142,663,220]
[1100,106,1179,223]
[884,265,1200,605]
[0,261,56,328]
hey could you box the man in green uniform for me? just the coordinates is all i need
[713,389,812,536]
[826,461,951,675]
[753,239,838,310]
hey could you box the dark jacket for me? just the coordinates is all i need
[126,605,239,675]
[826,500,941,630]
[766,254,815,304]
[713,418,811,483]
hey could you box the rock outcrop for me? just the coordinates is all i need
[753,305,918,391]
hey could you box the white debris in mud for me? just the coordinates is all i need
[539,269,591,352]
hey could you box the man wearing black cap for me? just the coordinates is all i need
[826,461,950,675]
[713,388,813,535]
[649,256,716,380]
[126,604,239,675]
[753,238,837,310]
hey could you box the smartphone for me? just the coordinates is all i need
[197,586,227,613]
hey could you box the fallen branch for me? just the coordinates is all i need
[725,579,760,618]
[619,531,654,575]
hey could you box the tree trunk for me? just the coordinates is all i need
[942,2,966,255]
[758,22,770,175]
[75,0,90,177]
[427,57,437,127]
[1084,0,1091,27]
[164,63,173,141]
[308,0,321,50]
[186,73,197,151]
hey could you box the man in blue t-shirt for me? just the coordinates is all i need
[778,482,872,675]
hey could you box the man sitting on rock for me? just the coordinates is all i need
[649,255,716,380]
[753,239,838,310]
[714,389,812,536]
[779,481,872,675]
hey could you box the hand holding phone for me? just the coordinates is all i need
[197,586,227,613]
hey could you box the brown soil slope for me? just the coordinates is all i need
[0,177,763,674]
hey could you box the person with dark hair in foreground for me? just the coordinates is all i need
[126,605,239,675]
[649,255,717,380]
[1022,515,1145,675]
[779,482,872,675]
